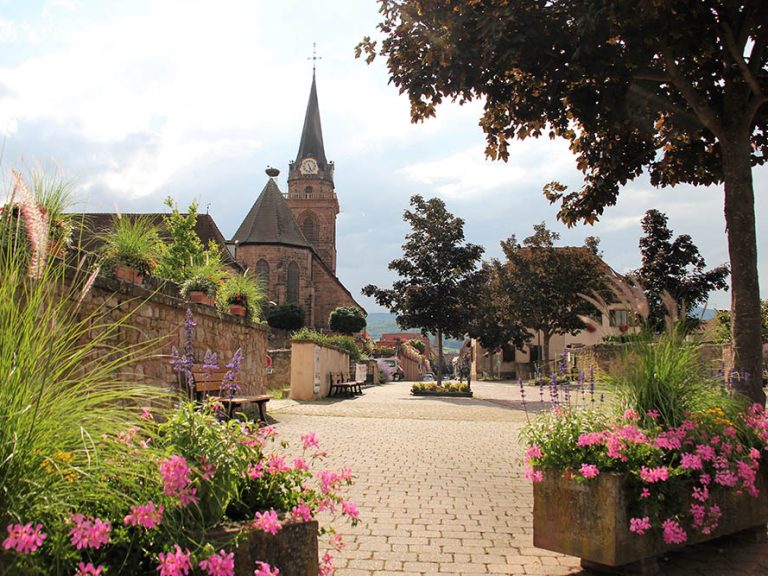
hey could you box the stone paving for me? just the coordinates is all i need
[268,381,768,575]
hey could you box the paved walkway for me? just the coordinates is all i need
[269,381,768,575]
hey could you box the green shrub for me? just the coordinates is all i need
[292,327,363,361]
[100,214,164,277]
[328,306,366,335]
[216,270,266,321]
[266,303,306,331]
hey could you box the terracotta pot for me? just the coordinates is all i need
[114,264,142,284]
[229,304,247,317]
[189,291,215,306]
[534,469,768,571]
[619,324,629,333]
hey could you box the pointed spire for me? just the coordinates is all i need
[294,72,327,166]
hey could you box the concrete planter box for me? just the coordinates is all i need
[411,389,473,397]
[534,470,768,573]
[210,519,319,576]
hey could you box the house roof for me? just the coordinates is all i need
[72,212,241,269]
[231,178,312,248]
[294,72,327,166]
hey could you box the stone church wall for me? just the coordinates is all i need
[312,259,361,331]
[74,274,268,396]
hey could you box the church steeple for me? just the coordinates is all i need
[287,70,339,274]
[294,72,327,167]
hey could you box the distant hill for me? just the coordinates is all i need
[365,312,464,353]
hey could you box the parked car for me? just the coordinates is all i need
[422,372,435,382]
[377,358,405,382]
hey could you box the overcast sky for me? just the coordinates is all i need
[1,0,765,313]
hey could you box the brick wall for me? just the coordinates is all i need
[312,262,359,332]
[77,274,269,395]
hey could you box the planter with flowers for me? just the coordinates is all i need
[180,261,227,307]
[523,279,768,574]
[411,382,472,397]
[217,271,266,321]
[100,215,164,285]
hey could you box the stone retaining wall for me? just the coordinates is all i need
[77,274,269,395]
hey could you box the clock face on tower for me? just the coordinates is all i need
[299,158,319,175]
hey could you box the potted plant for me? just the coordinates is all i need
[523,279,768,573]
[180,260,228,306]
[100,215,163,284]
[217,270,266,320]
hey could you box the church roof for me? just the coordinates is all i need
[294,73,327,166]
[232,178,312,248]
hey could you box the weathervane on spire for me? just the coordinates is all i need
[307,42,322,73]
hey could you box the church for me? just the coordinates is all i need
[228,72,363,330]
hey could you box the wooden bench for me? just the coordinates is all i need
[191,365,270,422]
[328,371,363,397]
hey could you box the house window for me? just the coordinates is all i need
[304,186,313,198]
[529,345,542,363]
[609,309,629,327]
[255,259,269,286]
[301,214,318,241]
[502,343,515,363]
[287,262,300,304]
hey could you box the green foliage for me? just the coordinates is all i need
[713,302,768,343]
[359,0,766,402]
[100,214,164,277]
[411,382,469,393]
[329,306,367,335]
[493,223,607,362]
[408,338,426,354]
[155,197,208,283]
[362,195,484,383]
[29,165,76,253]
[216,271,266,321]
[266,303,306,332]
[179,257,228,298]
[292,327,363,361]
[629,210,729,332]
[0,203,172,573]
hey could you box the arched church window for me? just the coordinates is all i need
[304,186,313,199]
[301,214,318,241]
[255,259,269,287]
[287,262,300,304]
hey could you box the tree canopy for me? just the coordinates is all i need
[630,210,730,331]
[359,0,767,401]
[494,223,608,368]
[266,304,305,332]
[329,306,367,335]
[362,195,484,384]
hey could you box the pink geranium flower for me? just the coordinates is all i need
[640,466,669,483]
[68,514,111,550]
[291,503,313,522]
[157,544,191,576]
[3,522,46,554]
[253,510,282,535]
[579,464,600,479]
[124,501,164,529]
[629,516,651,535]
[662,518,687,545]
[524,467,543,483]
[341,500,360,520]
[75,563,104,576]
[301,432,319,449]
[199,550,235,576]
[254,562,280,576]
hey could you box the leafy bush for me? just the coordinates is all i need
[328,306,366,335]
[266,304,306,332]
[411,382,469,393]
[292,328,363,361]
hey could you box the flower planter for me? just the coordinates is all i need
[229,304,247,317]
[533,470,768,573]
[114,264,142,284]
[411,389,473,397]
[189,290,216,306]
[209,519,319,576]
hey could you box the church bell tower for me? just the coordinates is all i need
[286,72,339,273]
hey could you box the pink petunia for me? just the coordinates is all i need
[199,550,235,576]
[3,522,46,554]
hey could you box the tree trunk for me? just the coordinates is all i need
[542,332,551,376]
[722,131,765,404]
[436,329,444,386]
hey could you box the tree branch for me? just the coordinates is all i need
[659,43,724,138]
[722,21,765,100]
[635,71,671,84]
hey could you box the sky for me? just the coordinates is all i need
[0,0,765,314]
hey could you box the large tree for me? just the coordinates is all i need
[362,195,484,384]
[630,209,730,331]
[496,223,607,369]
[359,0,767,402]
[467,262,530,378]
